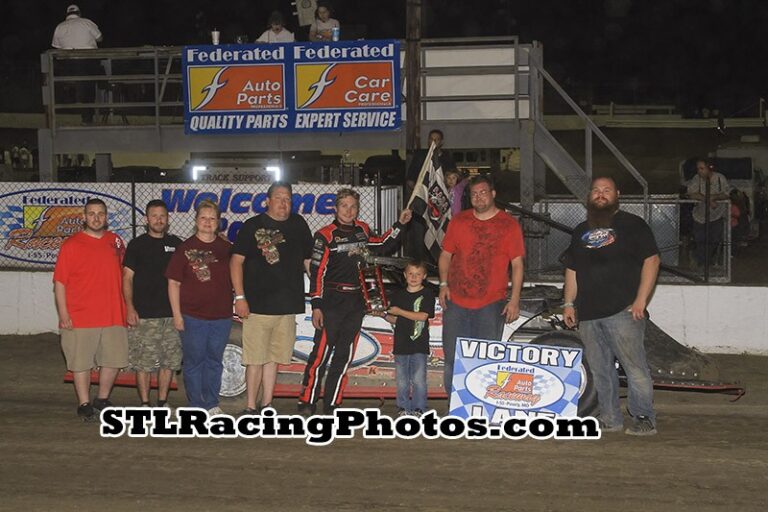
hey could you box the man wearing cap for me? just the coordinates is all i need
[52,5,102,49]
[51,5,103,124]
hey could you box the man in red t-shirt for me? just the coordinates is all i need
[438,175,525,396]
[53,198,128,421]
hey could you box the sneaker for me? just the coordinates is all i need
[140,401,151,407]
[412,409,425,418]
[297,402,316,418]
[77,402,96,422]
[239,407,258,416]
[625,415,657,436]
[92,398,113,412]
[597,419,623,433]
[207,406,224,415]
[323,404,338,415]
[396,408,409,417]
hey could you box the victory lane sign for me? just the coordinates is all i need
[183,40,401,134]
[449,338,585,425]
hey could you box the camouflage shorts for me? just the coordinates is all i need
[128,317,182,372]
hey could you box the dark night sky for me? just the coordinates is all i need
[2,0,767,114]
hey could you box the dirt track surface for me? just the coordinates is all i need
[1,334,766,512]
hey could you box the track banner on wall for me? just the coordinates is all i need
[449,338,584,424]
[182,40,401,134]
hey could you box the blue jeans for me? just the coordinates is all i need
[395,353,428,412]
[442,299,506,394]
[579,309,655,426]
[180,315,232,409]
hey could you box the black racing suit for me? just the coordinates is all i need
[299,219,404,411]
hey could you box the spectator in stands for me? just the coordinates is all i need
[256,11,295,43]
[730,189,750,249]
[51,5,102,49]
[687,158,731,267]
[51,5,103,124]
[309,2,340,41]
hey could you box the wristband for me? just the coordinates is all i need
[562,302,575,308]
[234,295,246,301]
[439,281,448,287]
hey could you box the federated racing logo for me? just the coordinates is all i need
[295,61,395,109]
[4,206,82,253]
[466,363,565,411]
[0,188,137,266]
[188,65,285,111]
[581,228,616,249]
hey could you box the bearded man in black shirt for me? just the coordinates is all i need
[562,177,661,436]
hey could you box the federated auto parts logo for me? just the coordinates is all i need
[0,188,137,265]
[295,61,395,109]
[187,64,286,111]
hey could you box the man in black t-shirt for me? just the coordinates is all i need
[384,260,436,416]
[562,177,661,436]
[231,182,313,414]
[123,200,183,407]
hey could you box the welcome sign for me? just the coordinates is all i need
[449,338,584,424]
[183,40,400,134]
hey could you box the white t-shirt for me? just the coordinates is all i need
[687,171,731,223]
[51,14,102,49]
[311,18,340,40]
[256,28,295,43]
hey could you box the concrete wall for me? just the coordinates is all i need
[0,272,59,334]
[2,271,766,355]
[648,284,768,355]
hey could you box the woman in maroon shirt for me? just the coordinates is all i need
[166,200,233,413]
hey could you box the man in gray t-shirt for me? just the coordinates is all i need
[687,159,730,266]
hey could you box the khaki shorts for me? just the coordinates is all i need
[61,326,129,372]
[242,314,296,365]
[128,317,182,372]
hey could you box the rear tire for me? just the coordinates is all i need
[531,331,598,417]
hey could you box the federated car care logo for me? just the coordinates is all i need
[581,228,616,249]
[187,65,286,111]
[427,183,450,221]
[295,62,395,109]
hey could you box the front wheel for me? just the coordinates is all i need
[530,331,598,417]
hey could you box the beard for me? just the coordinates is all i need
[586,198,619,229]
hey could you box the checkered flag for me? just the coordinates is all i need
[407,142,452,261]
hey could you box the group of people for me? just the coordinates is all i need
[54,172,662,437]
[256,3,340,43]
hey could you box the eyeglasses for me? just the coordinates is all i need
[470,190,490,198]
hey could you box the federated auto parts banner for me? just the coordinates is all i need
[0,183,380,268]
[182,40,401,134]
[449,338,584,424]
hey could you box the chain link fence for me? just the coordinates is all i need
[518,196,731,284]
[0,182,401,270]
